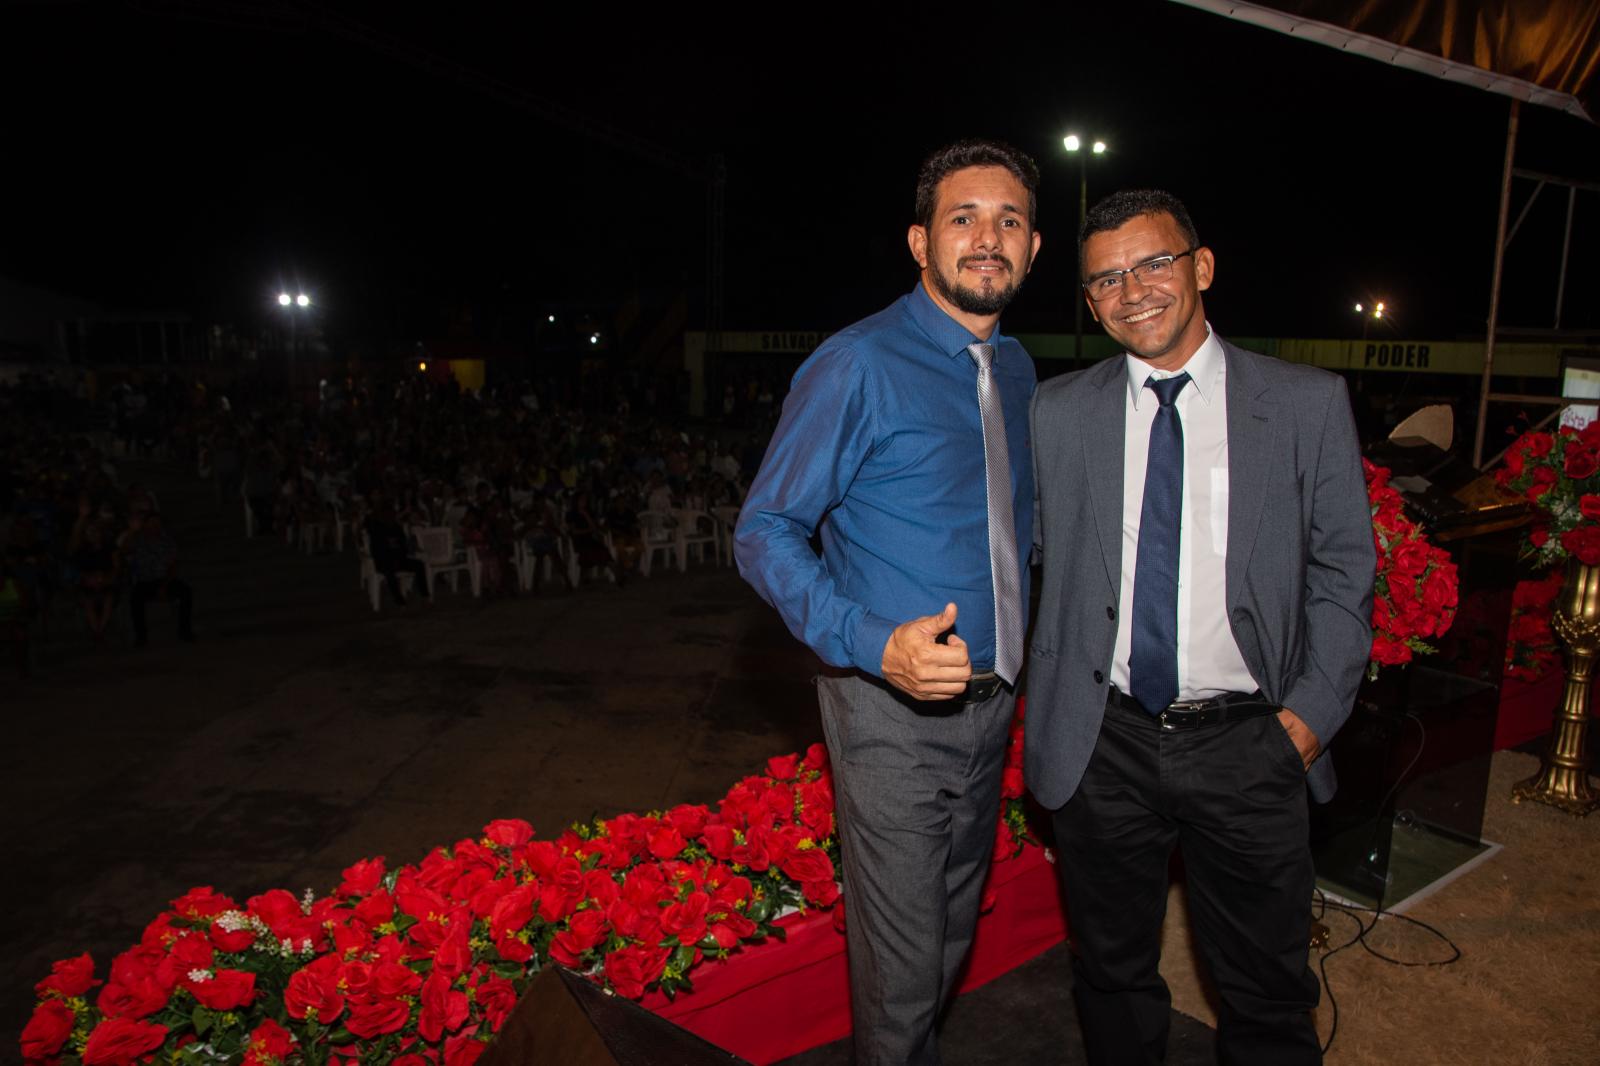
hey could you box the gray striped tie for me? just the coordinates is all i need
[967,342,1022,685]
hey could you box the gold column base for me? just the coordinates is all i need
[1510,771,1599,816]
[1514,561,1600,817]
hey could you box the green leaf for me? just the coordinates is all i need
[192,1007,213,1037]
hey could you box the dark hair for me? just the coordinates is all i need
[914,139,1040,232]
[1079,189,1200,270]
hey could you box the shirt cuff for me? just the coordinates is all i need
[851,611,900,678]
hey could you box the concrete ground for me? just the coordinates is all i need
[3,459,1214,1064]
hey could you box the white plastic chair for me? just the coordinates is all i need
[356,529,414,611]
[410,525,473,596]
[637,510,677,577]
[711,505,741,566]
[674,509,718,570]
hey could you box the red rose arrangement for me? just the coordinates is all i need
[1504,569,1565,682]
[23,717,1036,1065]
[1366,459,1459,677]
[1496,420,1600,566]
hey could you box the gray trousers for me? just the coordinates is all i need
[817,672,1015,1066]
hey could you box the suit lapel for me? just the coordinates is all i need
[1224,342,1278,611]
[1078,358,1125,591]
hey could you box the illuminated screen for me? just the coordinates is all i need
[1560,358,1600,431]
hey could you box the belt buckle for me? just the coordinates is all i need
[1160,699,1205,732]
[966,673,1000,704]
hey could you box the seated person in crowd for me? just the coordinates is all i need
[123,510,194,647]
[69,497,119,643]
[364,501,430,606]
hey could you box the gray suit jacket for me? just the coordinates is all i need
[1025,339,1375,807]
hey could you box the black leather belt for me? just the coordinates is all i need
[818,666,1009,708]
[960,672,1006,705]
[1107,687,1279,731]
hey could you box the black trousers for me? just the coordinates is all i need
[1053,696,1321,1066]
[376,557,428,602]
[131,579,193,642]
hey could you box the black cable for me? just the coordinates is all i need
[1312,888,1463,1055]
[1315,711,1462,1054]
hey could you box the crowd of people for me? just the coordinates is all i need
[189,374,768,603]
[1,372,196,676]
[2,365,778,677]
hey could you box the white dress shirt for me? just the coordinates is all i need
[1110,327,1258,700]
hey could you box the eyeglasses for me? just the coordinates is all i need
[1083,248,1197,300]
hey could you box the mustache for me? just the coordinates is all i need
[958,253,1014,272]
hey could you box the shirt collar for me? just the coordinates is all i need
[909,281,997,359]
[1124,323,1222,409]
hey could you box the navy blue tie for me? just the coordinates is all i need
[1130,372,1191,716]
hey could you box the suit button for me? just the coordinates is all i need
[1106,606,1116,620]
[1093,670,1104,684]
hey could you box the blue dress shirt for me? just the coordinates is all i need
[734,283,1035,677]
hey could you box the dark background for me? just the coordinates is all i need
[6,0,1599,346]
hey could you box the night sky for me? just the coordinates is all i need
[7,0,1600,345]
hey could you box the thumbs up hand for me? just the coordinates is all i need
[881,602,972,700]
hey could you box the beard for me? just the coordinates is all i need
[926,251,1027,315]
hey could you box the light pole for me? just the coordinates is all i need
[1064,134,1107,366]
[277,291,312,384]
[1353,300,1388,342]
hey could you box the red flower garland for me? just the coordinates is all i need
[1366,459,1459,677]
[23,718,1035,1065]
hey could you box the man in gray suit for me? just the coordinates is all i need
[1027,189,1374,1065]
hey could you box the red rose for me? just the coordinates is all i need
[444,1032,488,1066]
[537,881,579,924]
[169,887,236,922]
[780,847,834,884]
[242,1018,295,1066]
[488,885,535,941]
[345,994,411,1039]
[418,971,471,1043]
[246,890,303,937]
[699,824,736,861]
[371,961,423,999]
[21,999,75,1062]
[337,857,387,898]
[801,742,829,772]
[81,1017,168,1066]
[433,915,474,980]
[602,945,670,999]
[1530,524,1551,548]
[1563,525,1600,565]
[96,957,171,1022]
[156,934,214,989]
[666,804,710,839]
[1582,496,1600,522]
[646,825,687,861]
[1371,634,1413,666]
[474,975,518,1032]
[1565,446,1599,480]
[482,819,534,848]
[1000,765,1025,801]
[1420,564,1458,616]
[285,956,345,1023]
[187,969,255,1011]
[660,892,710,945]
[1390,539,1430,580]
[766,753,801,780]
[35,953,99,999]
[1524,432,1554,458]
[549,908,610,966]
[802,879,841,907]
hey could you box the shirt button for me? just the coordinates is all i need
[1106,606,1116,620]
[1093,670,1104,684]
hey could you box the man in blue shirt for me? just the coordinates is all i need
[734,139,1041,1065]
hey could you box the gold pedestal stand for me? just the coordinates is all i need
[1512,560,1600,815]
